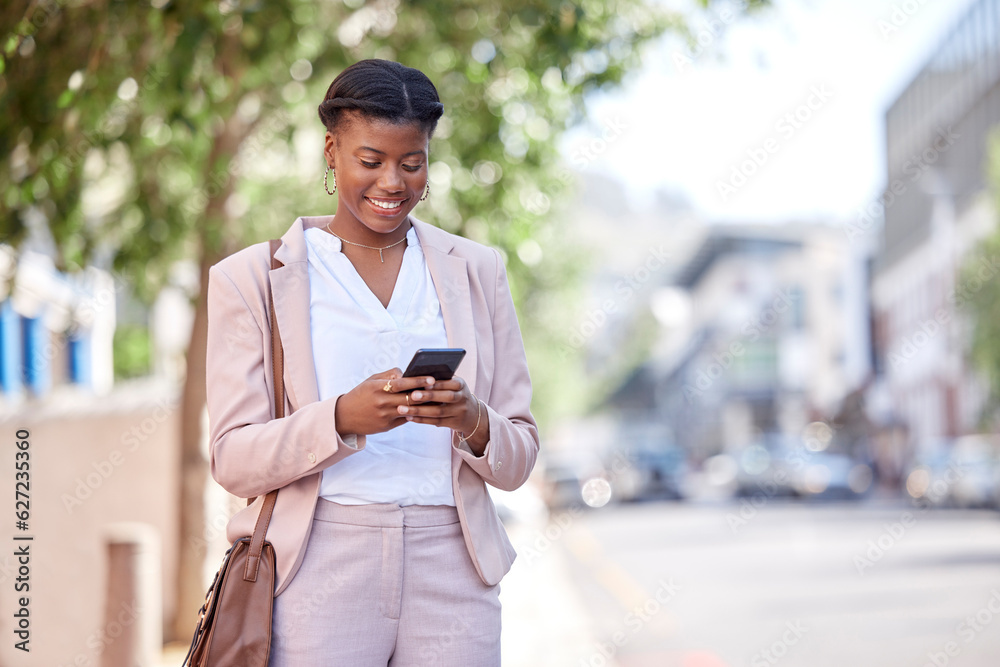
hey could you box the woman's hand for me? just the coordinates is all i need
[334,369,436,437]
[397,376,490,456]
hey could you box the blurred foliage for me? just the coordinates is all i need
[1,2,774,636]
[964,129,1000,425]
[1,0,768,423]
[112,323,151,379]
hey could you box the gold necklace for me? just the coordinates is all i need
[325,222,407,263]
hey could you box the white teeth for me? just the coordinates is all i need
[368,198,402,210]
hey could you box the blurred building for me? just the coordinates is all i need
[0,246,116,400]
[871,0,1000,455]
[0,244,201,664]
[612,223,871,462]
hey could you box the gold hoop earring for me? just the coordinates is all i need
[419,182,430,201]
[324,166,337,195]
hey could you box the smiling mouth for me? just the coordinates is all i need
[365,197,406,210]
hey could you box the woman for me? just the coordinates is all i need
[205,59,539,666]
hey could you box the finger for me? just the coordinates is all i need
[428,379,463,392]
[398,403,449,418]
[370,368,404,380]
[381,375,436,393]
[409,389,459,404]
[403,415,451,426]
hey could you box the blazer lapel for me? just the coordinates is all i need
[412,218,479,396]
[269,217,321,411]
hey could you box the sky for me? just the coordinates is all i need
[560,0,981,223]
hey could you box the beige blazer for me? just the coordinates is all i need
[205,215,539,595]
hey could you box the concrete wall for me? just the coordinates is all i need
[0,381,181,666]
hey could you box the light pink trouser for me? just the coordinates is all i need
[268,500,502,667]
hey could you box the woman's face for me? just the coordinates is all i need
[324,112,429,237]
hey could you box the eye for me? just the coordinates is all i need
[402,163,423,173]
[360,159,380,168]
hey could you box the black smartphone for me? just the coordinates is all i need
[402,348,466,381]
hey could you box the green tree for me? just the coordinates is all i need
[2,0,767,640]
[963,129,1000,427]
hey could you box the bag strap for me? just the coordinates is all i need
[241,239,284,582]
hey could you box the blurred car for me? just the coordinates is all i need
[540,462,585,510]
[905,450,957,508]
[730,435,805,498]
[949,436,1000,508]
[611,445,689,502]
[789,450,873,499]
[733,442,795,498]
[730,434,872,500]
[539,453,606,510]
[906,436,1000,509]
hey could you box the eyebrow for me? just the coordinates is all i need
[357,146,426,158]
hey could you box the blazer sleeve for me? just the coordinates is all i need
[206,262,366,499]
[452,248,539,491]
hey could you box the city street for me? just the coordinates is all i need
[501,499,1000,667]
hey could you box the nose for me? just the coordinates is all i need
[377,166,405,192]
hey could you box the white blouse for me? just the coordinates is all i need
[303,224,455,506]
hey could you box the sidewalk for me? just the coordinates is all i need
[500,515,599,666]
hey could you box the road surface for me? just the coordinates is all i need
[500,498,1000,667]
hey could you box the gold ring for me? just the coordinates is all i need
[383,380,393,392]
[405,394,410,406]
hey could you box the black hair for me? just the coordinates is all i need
[318,59,444,138]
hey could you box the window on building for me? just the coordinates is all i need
[731,339,779,386]
[69,330,92,388]
[21,315,50,396]
[789,285,806,330]
[0,301,22,395]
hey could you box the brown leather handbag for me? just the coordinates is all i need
[182,239,287,666]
